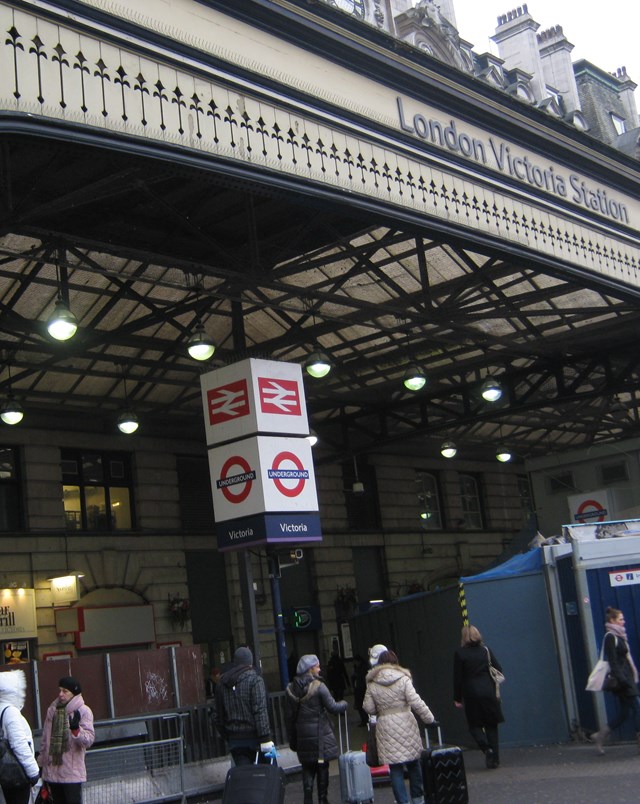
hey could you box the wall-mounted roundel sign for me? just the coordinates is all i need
[217,455,255,503]
[576,498,607,523]
[268,451,309,498]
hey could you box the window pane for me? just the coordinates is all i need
[459,474,483,529]
[0,486,20,531]
[82,454,103,483]
[109,460,126,481]
[417,472,442,529]
[84,486,108,530]
[110,487,132,530]
[0,448,16,479]
[63,485,82,530]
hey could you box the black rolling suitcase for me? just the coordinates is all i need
[222,753,286,804]
[420,723,468,804]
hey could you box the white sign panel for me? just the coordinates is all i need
[610,569,640,588]
[201,358,309,446]
[0,589,37,639]
[208,436,319,522]
[568,489,612,524]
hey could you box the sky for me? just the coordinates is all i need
[451,0,640,94]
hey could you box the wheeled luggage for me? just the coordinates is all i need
[421,723,468,804]
[338,712,374,803]
[221,753,286,804]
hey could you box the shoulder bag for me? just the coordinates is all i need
[485,647,505,698]
[586,636,619,692]
[0,706,29,789]
[365,722,380,767]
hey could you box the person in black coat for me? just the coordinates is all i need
[285,654,347,804]
[453,624,504,769]
[592,606,640,754]
[325,648,350,701]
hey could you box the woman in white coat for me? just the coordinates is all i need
[363,650,435,804]
[0,669,40,804]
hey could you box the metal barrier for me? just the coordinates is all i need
[70,693,292,802]
[84,735,184,804]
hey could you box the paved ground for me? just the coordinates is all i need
[198,740,640,802]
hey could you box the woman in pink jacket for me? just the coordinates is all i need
[39,676,95,804]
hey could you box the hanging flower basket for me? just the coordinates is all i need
[168,594,191,628]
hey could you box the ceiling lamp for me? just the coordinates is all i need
[481,377,503,403]
[496,445,512,463]
[440,440,457,459]
[47,297,78,341]
[403,365,427,392]
[187,323,216,361]
[306,429,318,447]
[117,410,139,435]
[305,350,331,379]
[0,395,24,426]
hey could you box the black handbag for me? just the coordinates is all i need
[365,723,380,767]
[0,706,29,789]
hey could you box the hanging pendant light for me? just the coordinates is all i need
[47,296,78,341]
[481,377,503,403]
[306,429,318,447]
[305,350,331,379]
[496,445,512,462]
[440,440,457,459]
[0,395,24,425]
[117,372,139,434]
[1,362,24,425]
[403,365,427,392]
[117,410,139,435]
[187,322,216,361]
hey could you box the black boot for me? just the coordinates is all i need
[317,761,330,804]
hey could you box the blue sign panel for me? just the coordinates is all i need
[216,512,323,552]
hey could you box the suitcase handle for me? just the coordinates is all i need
[338,709,350,754]
[424,721,443,748]
[254,751,278,765]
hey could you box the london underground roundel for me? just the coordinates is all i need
[218,455,255,503]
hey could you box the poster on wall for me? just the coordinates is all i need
[1,640,30,664]
[0,589,37,639]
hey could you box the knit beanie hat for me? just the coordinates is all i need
[368,644,387,667]
[296,654,319,675]
[59,676,82,695]
[233,646,253,666]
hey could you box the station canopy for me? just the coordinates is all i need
[1,133,640,463]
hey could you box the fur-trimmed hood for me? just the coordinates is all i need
[365,663,412,686]
[0,668,27,710]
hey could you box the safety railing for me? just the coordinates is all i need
[70,693,292,802]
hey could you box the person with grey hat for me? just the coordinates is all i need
[285,654,347,804]
[39,676,95,804]
[212,646,275,766]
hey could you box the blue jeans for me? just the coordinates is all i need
[389,759,423,804]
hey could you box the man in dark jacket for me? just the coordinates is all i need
[213,646,274,765]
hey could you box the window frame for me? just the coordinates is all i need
[458,472,485,530]
[416,470,444,530]
[61,449,135,533]
[0,445,23,532]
